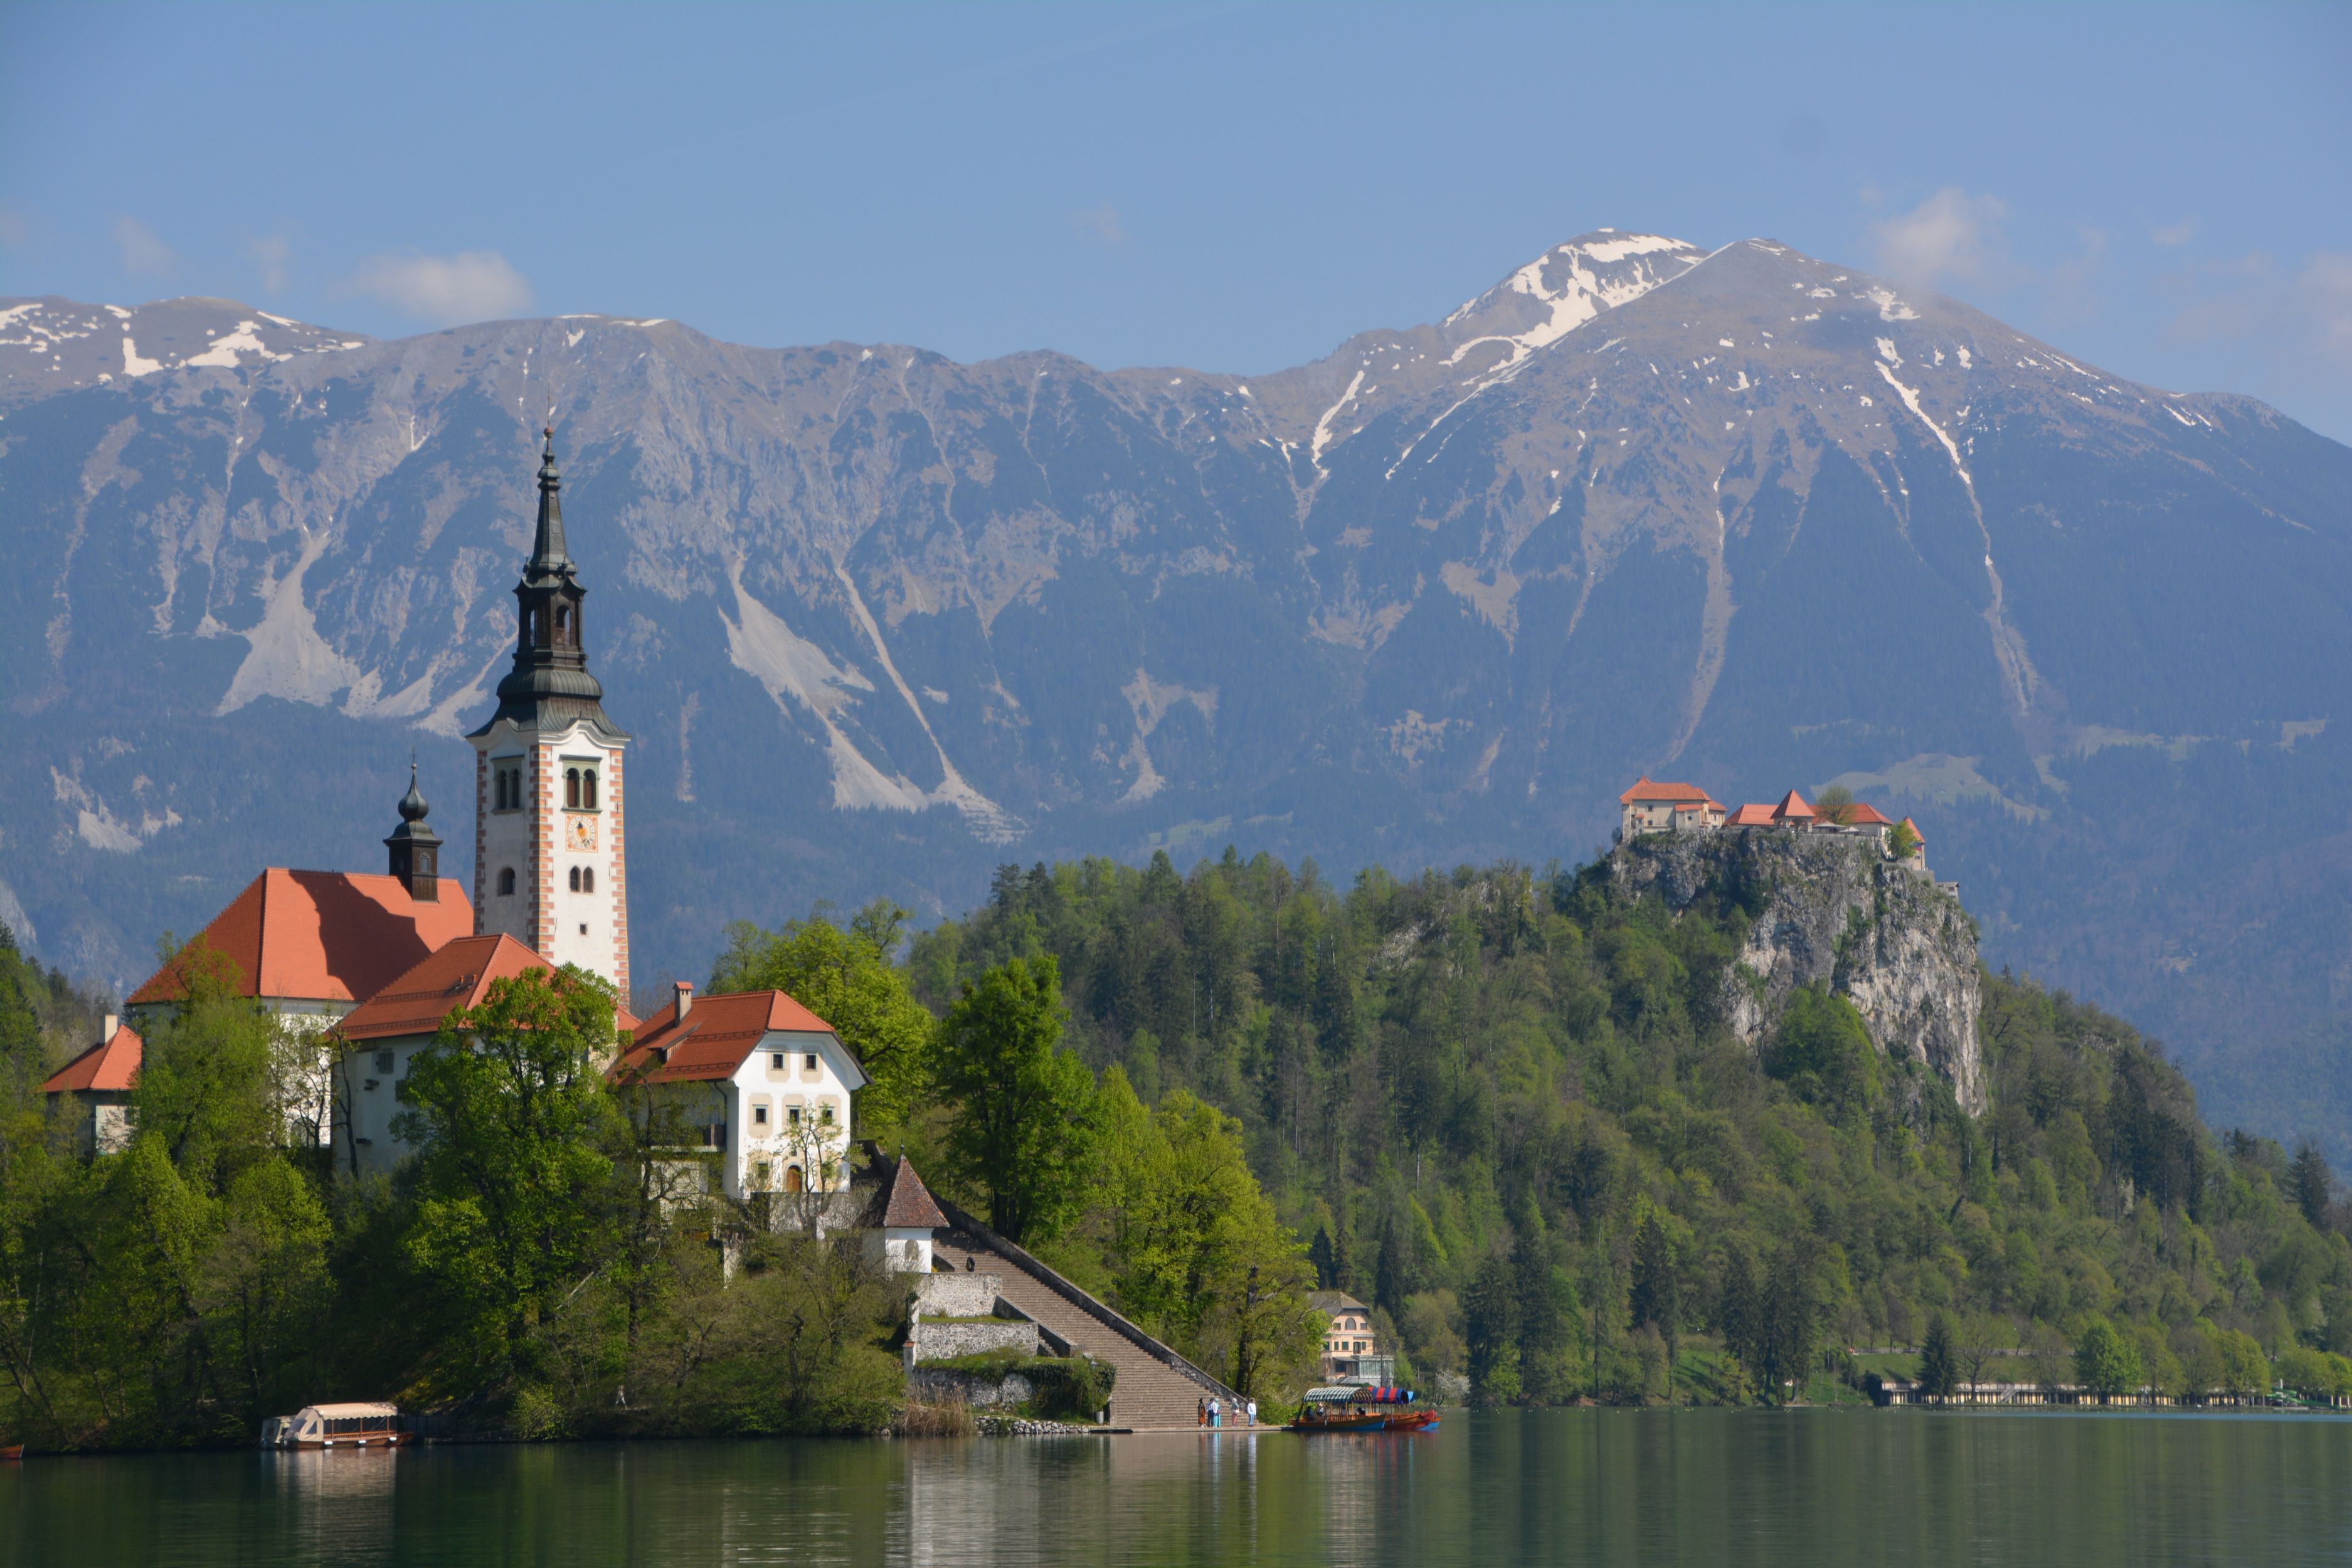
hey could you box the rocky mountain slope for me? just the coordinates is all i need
[1609,831,1984,1112]
[3,233,2348,1153]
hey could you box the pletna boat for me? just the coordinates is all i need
[1286,1385,1439,1433]
[259,1402,410,1449]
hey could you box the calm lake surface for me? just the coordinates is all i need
[6,1408,2348,1567]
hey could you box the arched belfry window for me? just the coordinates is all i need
[566,768,581,809]
[582,866,595,893]
[555,606,571,647]
[582,768,598,810]
[568,867,580,893]
[497,866,516,896]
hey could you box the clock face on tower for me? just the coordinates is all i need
[566,815,598,852]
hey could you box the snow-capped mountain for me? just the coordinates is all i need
[0,296,368,406]
[3,232,2348,1153]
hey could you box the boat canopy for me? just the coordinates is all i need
[1302,1385,1417,1404]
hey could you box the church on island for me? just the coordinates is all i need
[43,433,869,1215]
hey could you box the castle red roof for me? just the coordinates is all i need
[42,1020,143,1094]
[127,869,474,1009]
[1725,803,1779,826]
[334,934,551,1042]
[1899,817,1926,844]
[611,989,861,1086]
[1840,802,1895,827]
[1619,776,1715,805]
[1772,790,1817,823]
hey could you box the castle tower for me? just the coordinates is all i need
[468,428,632,995]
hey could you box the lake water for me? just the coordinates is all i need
[6,1409,2348,1567]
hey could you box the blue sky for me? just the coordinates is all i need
[5,3,2348,438]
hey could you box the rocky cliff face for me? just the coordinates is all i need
[1609,830,1984,1112]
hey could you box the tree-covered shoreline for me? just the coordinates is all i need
[3,839,2348,1453]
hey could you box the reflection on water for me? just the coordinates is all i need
[3,1411,2349,1568]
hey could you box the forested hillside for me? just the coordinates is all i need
[909,849,2352,1401]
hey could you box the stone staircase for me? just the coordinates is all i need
[929,1206,1251,1431]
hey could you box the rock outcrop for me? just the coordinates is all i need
[1609,830,1984,1112]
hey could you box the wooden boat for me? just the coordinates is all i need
[260,1402,411,1449]
[0,1444,23,1461]
[1287,1385,1440,1433]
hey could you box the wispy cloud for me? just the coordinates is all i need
[1867,187,2013,290]
[2151,218,2199,248]
[2171,250,2352,379]
[342,249,534,326]
[112,216,177,280]
[244,233,292,295]
[1070,204,1130,245]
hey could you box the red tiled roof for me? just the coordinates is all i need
[1772,789,1817,822]
[1841,802,1895,827]
[1725,803,1779,826]
[1899,817,1927,844]
[1619,776,1714,805]
[878,1158,948,1229]
[42,1021,143,1094]
[127,869,475,1008]
[610,989,857,1086]
[334,934,551,1042]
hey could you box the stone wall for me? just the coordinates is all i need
[911,1319,1040,1361]
[909,1365,1036,1410]
[915,1273,1005,1317]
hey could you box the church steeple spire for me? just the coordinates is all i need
[384,760,442,901]
[527,425,573,577]
[469,426,627,743]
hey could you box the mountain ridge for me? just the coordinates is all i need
[3,230,2348,1159]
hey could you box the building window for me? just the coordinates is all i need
[771,1052,785,1071]
[568,866,596,894]
[374,1051,394,1074]
[819,1103,835,1125]
[492,760,522,812]
[568,866,579,893]
[555,605,572,647]
[803,1052,818,1072]
[497,867,516,896]
[755,1161,770,1185]
[788,1106,802,1125]
[564,763,600,811]
[753,1105,769,1126]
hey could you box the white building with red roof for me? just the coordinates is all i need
[41,1015,144,1154]
[611,985,871,1205]
[1618,777,1727,839]
[329,933,556,1178]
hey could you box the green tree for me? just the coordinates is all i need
[2072,1317,2143,1401]
[1764,987,1880,1116]
[1811,785,1855,824]
[395,965,624,1386]
[1917,1312,1959,1404]
[2288,1142,2333,1231]
[1464,1248,1520,1404]
[1628,1212,1679,1359]
[933,956,1096,1244]
[1887,820,1922,860]
[707,902,934,1135]
[1085,1071,1320,1396]
[196,1157,331,1414]
[131,940,284,1190]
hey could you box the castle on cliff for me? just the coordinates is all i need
[1617,776,1931,877]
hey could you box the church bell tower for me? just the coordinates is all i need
[467,428,632,995]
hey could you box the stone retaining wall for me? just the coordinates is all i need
[911,1319,1040,1360]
